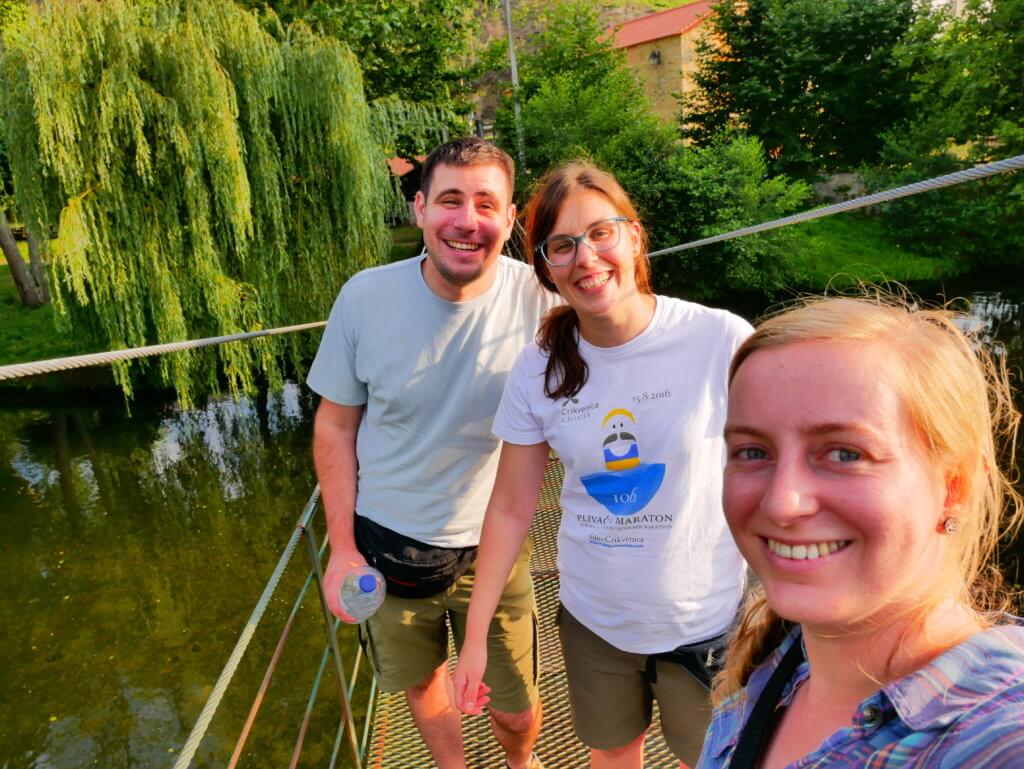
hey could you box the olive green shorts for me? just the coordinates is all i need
[557,606,714,765]
[358,539,539,714]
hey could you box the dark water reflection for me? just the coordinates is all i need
[2,281,1023,768]
[0,384,364,769]
[949,285,1024,588]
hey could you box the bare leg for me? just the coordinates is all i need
[489,699,543,768]
[406,663,466,769]
[591,730,647,769]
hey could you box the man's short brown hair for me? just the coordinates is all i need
[420,137,515,203]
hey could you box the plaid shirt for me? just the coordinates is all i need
[698,619,1024,769]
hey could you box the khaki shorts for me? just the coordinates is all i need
[358,540,539,714]
[557,606,714,765]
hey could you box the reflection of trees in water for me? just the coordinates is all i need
[957,291,1024,363]
[957,291,1024,591]
[0,384,351,768]
[4,383,315,531]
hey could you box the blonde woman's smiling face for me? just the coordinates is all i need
[723,340,953,633]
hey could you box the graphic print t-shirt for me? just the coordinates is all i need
[494,297,751,653]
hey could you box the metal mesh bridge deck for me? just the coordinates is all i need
[364,458,680,769]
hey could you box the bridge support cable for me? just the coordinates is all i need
[0,321,326,381]
[175,484,374,769]
[226,579,306,769]
[300,517,366,769]
[648,153,1024,258]
[171,486,321,769]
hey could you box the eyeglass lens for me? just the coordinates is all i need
[544,219,623,265]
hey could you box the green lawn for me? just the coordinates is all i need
[390,224,422,262]
[0,245,87,367]
[786,215,959,290]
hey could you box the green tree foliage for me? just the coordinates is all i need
[515,0,623,100]
[496,1,809,299]
[237,0,481,157]
[0,0,27,35]
[687,0,916,176]
[309,0,479,106]
[898,0,1023,154]
[1,0,51,311]
[0,116,11,206]
[0,0,391,404]
[1,3,25,216]
[2,0,53,311]
[489,0,624,154]
[867,0,1024,268]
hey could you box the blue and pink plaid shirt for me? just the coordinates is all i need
[698,619,1024,768]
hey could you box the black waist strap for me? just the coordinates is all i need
[644,632,728,688]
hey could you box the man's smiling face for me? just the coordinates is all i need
[414,162,515,300]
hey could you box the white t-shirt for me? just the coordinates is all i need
[494,296,752,652]
[308,254,558,547]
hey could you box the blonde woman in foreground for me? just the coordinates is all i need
[698,296,1024,769]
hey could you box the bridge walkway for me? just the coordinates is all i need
[364,458,681,769]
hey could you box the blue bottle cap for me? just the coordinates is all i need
[358,574,377,593]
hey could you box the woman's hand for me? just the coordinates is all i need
[452,640,491,715]
[454,441,547,715]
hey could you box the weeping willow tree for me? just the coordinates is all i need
[369,95,456,219]
[0,0,394,405]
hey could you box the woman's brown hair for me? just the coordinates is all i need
[523,162,652,400]
[713,292,1023,705]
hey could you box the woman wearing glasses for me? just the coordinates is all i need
[453,162,751,768]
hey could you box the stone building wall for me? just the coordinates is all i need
[622,29,704,123]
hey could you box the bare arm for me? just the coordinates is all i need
[313,397,366,621]
[453,440,550,713]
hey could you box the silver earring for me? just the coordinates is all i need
[943,517,959,535]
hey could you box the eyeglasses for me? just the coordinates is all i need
[535,216,631,267]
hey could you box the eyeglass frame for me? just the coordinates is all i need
[534,216,633,267]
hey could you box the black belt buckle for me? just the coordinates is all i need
[646,631,729,689]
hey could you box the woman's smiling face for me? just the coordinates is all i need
[723,340,953,633]
[542,189,643,323]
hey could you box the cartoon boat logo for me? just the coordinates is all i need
[602,408,641,471]
[581,408,665,516]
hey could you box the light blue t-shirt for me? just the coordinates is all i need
[307,254,556,547]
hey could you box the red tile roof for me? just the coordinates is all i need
[611,0,713,48]
[387,156,416,177]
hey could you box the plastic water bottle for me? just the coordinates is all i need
[338,565,386,622]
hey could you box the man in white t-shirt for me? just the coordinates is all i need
[308,138,553,769]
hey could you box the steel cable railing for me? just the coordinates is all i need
[0,321,326,381]
[171,487,372,769]
[648,153,1024,257]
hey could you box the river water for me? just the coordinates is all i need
[2,278,1021,768]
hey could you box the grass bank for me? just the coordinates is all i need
[390,224,422,262]
[0,246,87,367]
[785,215,959,291]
